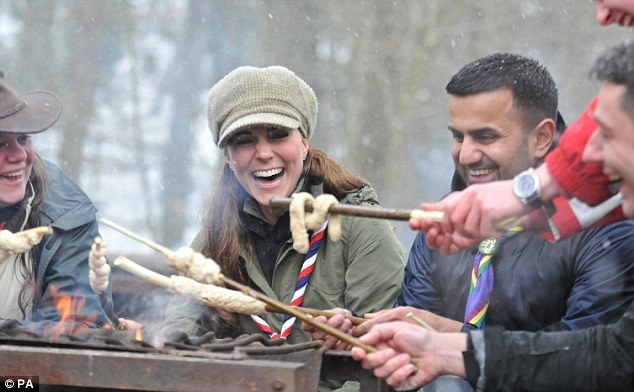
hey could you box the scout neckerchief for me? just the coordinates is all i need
[463,226,522,329]
[251,220,328,339]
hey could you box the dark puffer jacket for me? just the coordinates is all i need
[477,302,634,391]
[397,219,634,332]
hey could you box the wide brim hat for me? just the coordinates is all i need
[0,71,62,134]
[208,66,318,148]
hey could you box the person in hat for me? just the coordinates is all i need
[0,71,114,333]
[161,65,406,389]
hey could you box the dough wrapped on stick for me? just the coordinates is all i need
[99,218,223,285]
[88,237,110,294]
[114,256,374,351]
[87,237,135,330]
[289,193,342,254]
[166,247,223,285]
[113,256,266,314]
[0,226,53,263]
[99,219,367,326]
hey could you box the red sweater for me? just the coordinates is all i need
[547,97,614,204]
[532,97,625,242]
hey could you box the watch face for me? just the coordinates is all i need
[515,174,536,197]
[514,169,542,208]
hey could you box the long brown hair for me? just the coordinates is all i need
[198,147,368,328]
[5,155,47,318]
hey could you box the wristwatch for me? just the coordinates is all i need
[513,168,543,208]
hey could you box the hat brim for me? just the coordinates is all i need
[0,91,61,134]
[218,112,301,147]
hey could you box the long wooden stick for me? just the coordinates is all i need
[113,256,357,321]
[405,312,436,332]
[102,218,365,326]
[108,223,422,369]
[221,276,376,352]
[269,197,443,222]
[99,219,376,352]
[113,256,173,287]
[113,255,374,352]
[100,218,173,255]
[296,308,365,326]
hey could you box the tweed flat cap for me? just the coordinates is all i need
[208,66,318,147]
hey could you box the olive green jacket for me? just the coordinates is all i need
[162,184,406,345]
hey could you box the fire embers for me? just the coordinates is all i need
[0,319,323,360]
[12,284,139,342]
[0,318,152,351]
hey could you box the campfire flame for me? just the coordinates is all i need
[45,286,96,339]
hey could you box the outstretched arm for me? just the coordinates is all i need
[410,178,534,255]
[411,98,624,255]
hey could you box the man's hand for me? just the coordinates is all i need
[301,307,353,350]
[353,307,462,336]
[410,180,529,254]
[118,318,143,331]
[351,321,468,390]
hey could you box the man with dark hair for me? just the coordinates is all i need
[354,52,634,392]
[352,40,634,392]
[416,0,634,257]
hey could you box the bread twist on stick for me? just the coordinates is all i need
[289,193,341,254]
[99,218,224,285]
[0,226,53,263]
[167,247,223,285]
[101,219,371,346]
[114,256,267,314]
[89,237,110,293]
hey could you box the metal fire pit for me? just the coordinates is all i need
[0,320,387,391]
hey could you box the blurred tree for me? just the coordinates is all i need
[155,0,207,247]
[55,1,124,180]
[12,0,57,87]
